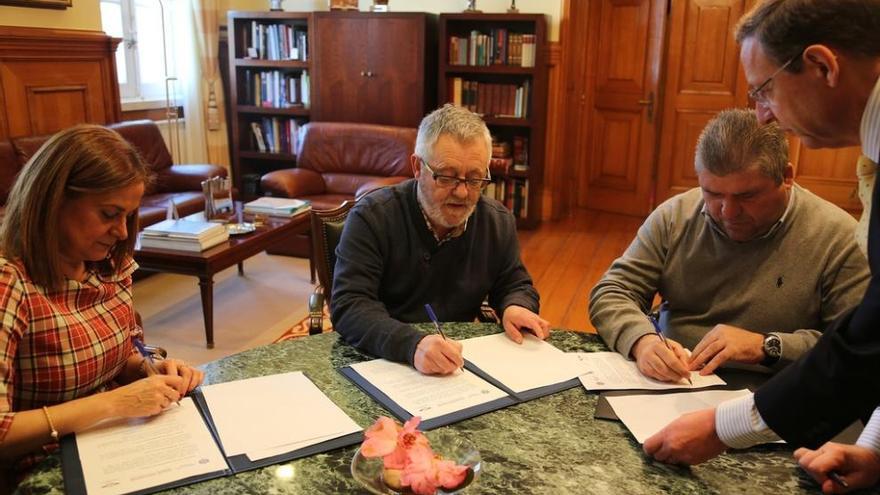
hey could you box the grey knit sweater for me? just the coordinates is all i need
[590,184,870,371]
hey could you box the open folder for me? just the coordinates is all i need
[339,333,586,429]
[61,372,363,495]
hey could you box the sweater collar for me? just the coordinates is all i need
[701,185,796,241]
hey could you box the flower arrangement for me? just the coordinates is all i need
[360,416,470,494]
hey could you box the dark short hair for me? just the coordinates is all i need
[736,0,880,71]
[695,109,789,184]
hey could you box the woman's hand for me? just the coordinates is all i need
[155,359,204,395]
[110,375,184,417]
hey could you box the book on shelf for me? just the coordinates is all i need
[62,372,362,495]
[483,177,529,219]
[244,70,309,109]
[447,78,530,118]
[250,118,300,154]
[244,197,311,217]
[244,21,308,61]
[448,30,535,67]
[512,135,529,171]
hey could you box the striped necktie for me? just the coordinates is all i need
[856,154,877,256]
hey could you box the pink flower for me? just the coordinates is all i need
[361,416,400,458]
[360,416,470,495]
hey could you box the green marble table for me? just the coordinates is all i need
[16,323,869,495]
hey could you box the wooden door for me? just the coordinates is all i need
[654,0,752,204]
[791,143,862,213]
[312,15,371,123]
[366,16,426,127]
[578,0,667,216]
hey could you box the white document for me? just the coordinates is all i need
[76,398,228,495]
[348,359,508,420]
[461,333,584,394]
[200,371,362,462]
[571,352,726,390]
[606,389,752,443]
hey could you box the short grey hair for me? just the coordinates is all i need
[415,104,492,165]
[695,109,789,184]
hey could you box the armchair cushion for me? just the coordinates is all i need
[355,177,411,199]
[156,164,228,193]
[261,167,326,198]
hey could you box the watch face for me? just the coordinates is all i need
[764,335,782,358]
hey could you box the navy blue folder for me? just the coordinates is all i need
[61,387,363,495]
[339,359,581,430]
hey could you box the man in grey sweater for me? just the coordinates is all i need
[589,109,869,383]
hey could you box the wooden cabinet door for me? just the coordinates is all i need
[312,15,372,123]
[578,0,666,216]
[365,17,426,127]
[654,0,752,205]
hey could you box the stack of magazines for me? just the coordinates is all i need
[243,197,311,218]
[140,219,230,252]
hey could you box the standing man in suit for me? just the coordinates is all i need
[643,0,880,491]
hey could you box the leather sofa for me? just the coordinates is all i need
[259,122,416,258]
[0,120,226,229]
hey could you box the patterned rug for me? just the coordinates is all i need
[273,305,334,343]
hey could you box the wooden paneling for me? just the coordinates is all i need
[0,26,121,140]
[579,0,665,216]
[312,12,435,127]
[542,41,565,220]
[791,142,862,213]
[654,0,750,204]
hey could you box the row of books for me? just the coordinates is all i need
[448,31,536,67]
[448,78,530,119]
[249,118,300,154]
[243,22,308,61]
[484,178,529,219]
[242,70,310,109]
[490,136,529,174]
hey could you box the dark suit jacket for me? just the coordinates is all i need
[755,148,880,448]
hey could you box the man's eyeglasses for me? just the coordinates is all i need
[419,157,492,191]
[748,51,801,105]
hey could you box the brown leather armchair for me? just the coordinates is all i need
[260,122,416,210]
[259,122,416,258]
[0,120,227,229]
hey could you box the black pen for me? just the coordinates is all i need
[648,314,693,385]
[828,471,849,489]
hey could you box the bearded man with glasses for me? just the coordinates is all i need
[331,104,550,376]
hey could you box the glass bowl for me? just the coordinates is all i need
[351,428,481,494]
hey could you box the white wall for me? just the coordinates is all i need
[224,0,562,41]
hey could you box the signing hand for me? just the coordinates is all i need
[110,375,183,417]
[155,358,204,395]
[689,324,764,375]
[631,334,691,383]
[643,407,727,465]
[502,305,551,344]
[414,334,463,375]
[795,442,880,494]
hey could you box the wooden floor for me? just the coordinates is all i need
[519,208,644,333]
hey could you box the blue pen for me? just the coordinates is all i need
[132,339,161,376]
[648,314,693,385]
[424,304,449,340]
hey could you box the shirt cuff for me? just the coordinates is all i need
[856,407,880,454]
[715,393,781,448]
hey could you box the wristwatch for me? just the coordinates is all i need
[761,333,782,366]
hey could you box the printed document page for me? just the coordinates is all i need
[348,359,508,420]
[75,397,227,495]
[606,389,752,443]
[461,333,584,393]
[200,371,361,461]
[571,352,725,390]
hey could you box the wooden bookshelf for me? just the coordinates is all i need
[227,11,314,200]
[438,13,548,229]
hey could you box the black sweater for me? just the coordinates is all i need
[330,180,539,364]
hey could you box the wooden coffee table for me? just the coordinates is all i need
[134,210,311,348]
